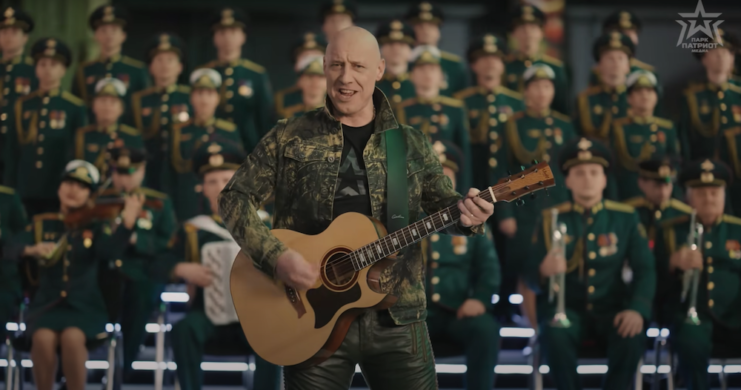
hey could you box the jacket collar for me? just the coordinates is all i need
[322,87,400,135]
[572,200,604,215]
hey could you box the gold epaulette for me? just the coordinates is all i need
[197,60,219,70]
[0,185,14,195]
[654,117,674,129]
[684,83,707,94]
[438,96,464,107]
[630,58,655,71]
[119,124,141,136]
[728,83,741,94]
[176,85,191,94]
[239,59,266,73]
[79,59,98,70]
[551,110,571,123]
[396,96,419,108]
[723,214,741,225]
[452,86,479,100]
[541,54,563,67]
[661,214,690,227]
[61,91,85,106]
[580,85,603,97]
[23,56,33,66]
[499,86,523,100]
[605,199,635,213]
[133,86,159,98]
[140,187,168,199]
[613,116,633,126]
[33,212,63,222]
[542,201,572,218]
[183,223,200,263]
[215,119,237,132]
[121,56,146,69]
[281,103,304,119]
[669,199,693,214]
[623,196,648,208]
[440,51,461,62]
[274,84,300,114]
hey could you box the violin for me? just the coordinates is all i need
[63,189,162,229]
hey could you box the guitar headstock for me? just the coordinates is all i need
[490,162,556,203]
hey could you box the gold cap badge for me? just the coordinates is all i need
[619,11,632,29]
[209,154,224,167]
[207,143,222,154]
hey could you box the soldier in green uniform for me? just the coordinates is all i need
[74,5,150,114]
[679,29,741,161]
[405,1,468,96]
[0,7,37,183]
[0,185,26,338]
[98,144,176,379]
[12,160,142,390]
[152,140,280,390]
[274,31,327,119]
[375,20,416,105]
[319,0,356,41]
[198,7,273,151]
[74,78,143,181]
[281,56,326,119]
[130,33,191,192]
[395,45,472,192]
[575,32,633,142]
[504,4,569,114]
[3,38,87,217]
[425,140,501,390]
[654,159,741,390]
[623,158,692,249]
[611,70,681,200]
[522,137,656,390]
[170,69,242,221]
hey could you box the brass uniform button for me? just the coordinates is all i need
[60,291,67,298]
[392,95,402,103]
[650,134,657,142]
[587,217,594,225]
[489,158,497,167]
[487,94,495,103]
[708,266,714,273]
[722,117,728,124]
[707,282,714,290]
[226,78,234,86]
[588,286,595,294]
[39,121,46,128]
[611,106,619,114]
[489,144,498,153]
[161,94,169,102]
[161,117,168,125]
[161,105,168,112]
[431,276,440,284]
[35,161,42,169]
[489,132,499,140]
[589,269,596,277]
[42,97,50,104]
[431,262,438,269]
[488,106,497,114]
[62,275,68,282]
[524,60,532,68]
[655,210,662,219]
[543,154,550,162]
[544,128,553,137]
[432,293,441,302]
[588,233,595,241]
[718,91,724,99]
[431,234,439,242]
[226,91,234,99]
[707,257,713,265]
[37,147,43,155]
[40,109,48,116]
[489,118,498,127]
[115,259,123,268]
[720,103,727,111]
[225,68,234,76]
[705,241,712,249]
[708,299,714,307]
[589,252,596,259]
[392,81,401,90]
[432,251,440,260]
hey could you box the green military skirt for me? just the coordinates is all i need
[30,302,108,342]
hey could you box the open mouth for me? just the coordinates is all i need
[337,88,357,100]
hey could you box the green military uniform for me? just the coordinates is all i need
[170,69,243,221]
[611,71,681,200]
[130,33,192,191]
[199,8,273,152]
[425,140,501,390]
[3,39,87,217]
[679,30,741,161]
[220,88,484,389]
[0,186,26,337]
[405,2,469,96]
[375,20,417,105]
[719,124,741,216]
[504,5,569,114]
[395,47,473,192]
[654,159,741,390]
[0,7,37,184]
[275,32,327,119]
[13,161,134,341]
[281,56,325,119]
[151,140,280,390]
[575,32,634,142]
[521,138,656,390]
[74,5,150,113]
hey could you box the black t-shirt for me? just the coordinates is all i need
[333,121,374,218]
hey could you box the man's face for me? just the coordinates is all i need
[637,178,673,205]
[627,87,657,113]
[702,47,735,76]
[213,27,246,52]
[35,57,66,85]
[410,63,443,92]
[190,89,220,116]
[597,50,630,85]
[688,186,725,218]
[203,169,236,206]
[524,79,555,110]
[324,35,384,117]
[111,166,146,192]
[149,52,183,82]
[295,49,325,71]
[92,96,123,124]
[413,22,440,46]
[442,166,456,189]
[380,42,411,66]
[471,55,505,82]
[322,14,353,40]
[565,163,607,200]
[298,74,327,103]
[0,27,27,53]
[94,24,126,50]
[511,23,543,54]
[58,180,91,209]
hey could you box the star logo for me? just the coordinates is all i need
[676,0,724,51]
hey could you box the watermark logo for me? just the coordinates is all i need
[676,0,724,53]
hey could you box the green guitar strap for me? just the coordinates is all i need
[385,126,408,233]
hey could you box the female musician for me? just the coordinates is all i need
[13,160,143,390]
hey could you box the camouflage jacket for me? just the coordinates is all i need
[219,88,485,325]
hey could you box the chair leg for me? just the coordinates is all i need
[635,356,644,390]
[155,306,165,390]
[6,338,14,388]
[652,336,663,390]
[528,336,542,390]
[105,335,117,390]
[719,360,727,390]
[174,376,181,390]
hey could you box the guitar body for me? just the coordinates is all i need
[230,212,397,367]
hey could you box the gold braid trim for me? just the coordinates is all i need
[184,224,200,264]
[686,88,720,137]
[612,121,654,171]
[15,99,37,145]
[505,116,548,164]
[170,120,194,174]
[542,210,583,277]
[725,127,741,179]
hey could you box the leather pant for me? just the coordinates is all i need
[284,309,438,390]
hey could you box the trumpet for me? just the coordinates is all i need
[681,209,703,326]
[548,208,571,328]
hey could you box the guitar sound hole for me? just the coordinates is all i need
[324,251,356,288]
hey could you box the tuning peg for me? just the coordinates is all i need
[532,159,539,164]
[520,165,526,171]
[516,199,526,206]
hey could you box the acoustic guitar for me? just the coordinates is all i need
[230,162,555,367]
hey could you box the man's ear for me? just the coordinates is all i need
[377,58,385,82]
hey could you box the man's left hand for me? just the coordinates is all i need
[457,299,486,319]
[458,188,494,227]
[613,310,643,338]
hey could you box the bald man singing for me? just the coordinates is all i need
[219,27,494,389]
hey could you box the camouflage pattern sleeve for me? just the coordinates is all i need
[219,122,288,278]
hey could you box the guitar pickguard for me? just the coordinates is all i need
[306,282,362,329]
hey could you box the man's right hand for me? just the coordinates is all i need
[670,247,704,272]
[276,249,320,290]
[540,252,567,278]
[174,263,214,287]
[23,242,57,258]
[499,218,517,238]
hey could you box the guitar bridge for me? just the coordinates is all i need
[285,285,307,318]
